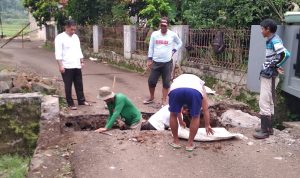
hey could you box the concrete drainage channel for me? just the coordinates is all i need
[0,93,69,177]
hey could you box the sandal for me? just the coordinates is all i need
[185,145,196,152]
[79,101,92,106]
[143,99,154,104]
[69,106,77,110]
[168,142,181,149]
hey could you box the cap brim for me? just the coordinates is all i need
[160,23,168,26]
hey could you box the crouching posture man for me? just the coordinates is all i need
[95,86,142,133]
[168,74,214,151]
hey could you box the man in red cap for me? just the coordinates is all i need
[143,17,182,107]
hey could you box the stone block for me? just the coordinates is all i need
[32,82,56,95]
[220,109,260,128]
[10,87,22,93]
[41,95,59,120]
[0,70,17,81]
[0,81,10,93]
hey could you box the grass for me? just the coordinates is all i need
[59,96,67,109]
[42,42,55,51]
[0,154,30,178]
[0,24,29,37]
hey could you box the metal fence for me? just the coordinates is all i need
[136,28,150,55]
[102,26,124,54]
[186,28,250,71]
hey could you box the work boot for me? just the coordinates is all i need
[253,115,269,139]
[266,115,274,135]
[255,115,274,135]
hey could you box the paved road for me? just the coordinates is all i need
[0,40,162,113]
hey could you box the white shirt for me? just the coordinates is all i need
[148,105,170,130]
[55,32,84,69]
[148,29,182,63]
[170,74,205,95]
[148,105,183,131]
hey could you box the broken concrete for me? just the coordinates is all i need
[27,92,73,178]
[220,109,260,128]
[32,82,56,95]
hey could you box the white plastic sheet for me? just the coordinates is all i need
[178,127,245,142]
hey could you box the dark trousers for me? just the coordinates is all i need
[148,60,172,88]
[61,68,86,106]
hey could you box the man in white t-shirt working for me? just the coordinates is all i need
[55,20,90,110]
[141,105,189,131]
[168,74,214,151]
[143,17,182,106]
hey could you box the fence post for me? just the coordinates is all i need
[93,25,103,53]
[124,25,136,59]
[54,23,58,37]
[170,25,189,64]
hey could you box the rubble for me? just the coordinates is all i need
[0,68,57,95]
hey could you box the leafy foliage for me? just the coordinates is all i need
[182,0,300,28]
[66,0,115,25]
[23,0,62,26]
[139,0,175,28]
[111,2,131,25]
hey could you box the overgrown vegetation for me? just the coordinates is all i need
[202,75,218,88]
[274,76,300,128]
[22,0,300,28]
[0,154,30,178]
[0,101,40,155]
[59,96,67,109]
[234,89,259,112]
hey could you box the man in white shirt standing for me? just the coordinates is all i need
[143,17,182,106]
[168,74,214,152]
[55,20,90,110]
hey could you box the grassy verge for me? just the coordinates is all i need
[1,22,30,37]
[0,154,30,178]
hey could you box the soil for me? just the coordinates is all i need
[1,40,300,178]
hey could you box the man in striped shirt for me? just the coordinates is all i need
[253,19,290,139]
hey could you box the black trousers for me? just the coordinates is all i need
[61,68,86,106]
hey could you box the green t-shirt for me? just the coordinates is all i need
[105,93,141,129]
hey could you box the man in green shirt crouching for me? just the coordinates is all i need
[95,86,142,133]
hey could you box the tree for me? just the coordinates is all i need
[182,0,300,28]
[66,0,115,26]
[139,0,175,28]
[23,0,64,26]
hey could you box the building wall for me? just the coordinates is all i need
[247,25,300,98]
[282,26,300,98]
